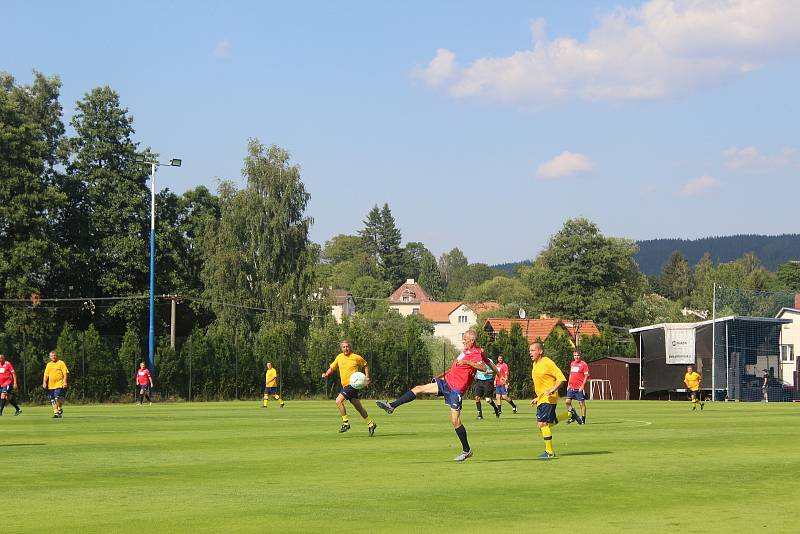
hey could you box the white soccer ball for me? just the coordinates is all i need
[349,371,367,390]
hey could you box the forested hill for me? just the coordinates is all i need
[635,234,800,275]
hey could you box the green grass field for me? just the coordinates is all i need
[5,399,799,533]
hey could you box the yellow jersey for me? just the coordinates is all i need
[329,353,367,387]
[531,356,566,406]
[44,360,69,389]
[684,372,701,391]
[265,368,278,387]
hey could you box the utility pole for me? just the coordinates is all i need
[170,295,177,349]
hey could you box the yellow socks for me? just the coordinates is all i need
[541,425,554,454]
[342,415,349,424]
[263,394,269,407]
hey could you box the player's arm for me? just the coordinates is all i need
[547,379,565,396]
[580,367,589,391]
[486,358,500,376]
[322,360,337,378]
[42,368,48,389]
[149,372,154,388]
[363,364,370,385]
[12,369,18,390]
[63,367,69,389]
[461,359,487,371]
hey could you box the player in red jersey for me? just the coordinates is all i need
[135,362,154,405]
[494,355,517,415]
[0,354,21,416]
[376,330,492,462]
[565,350,589,424]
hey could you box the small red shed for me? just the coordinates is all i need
[586,357,640,400]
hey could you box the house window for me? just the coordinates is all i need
[412,308,419,315]
[458,315,468,324]
[402,295,411,302]
[781,344,795,363]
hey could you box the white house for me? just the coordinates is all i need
[419,301,499,348]
[775,306,800,386]
[388,279,431,317]
[330,289,355,324]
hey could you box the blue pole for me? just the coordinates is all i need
[148,163,156,373]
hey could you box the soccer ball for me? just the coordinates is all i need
[349,371,367,390]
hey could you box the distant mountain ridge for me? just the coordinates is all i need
[634,234,800,275]
[491,234,800,277]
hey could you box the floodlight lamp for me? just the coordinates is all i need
[169,158,182,167]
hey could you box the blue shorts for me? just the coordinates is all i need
[536,403,558,424]
[264,386,278,395]
[495,385,508,396]
[688,389,701,399]
[138,384,150,392]
[0,385,12,395]
[48,388,66,401]
[435,377,463,411]
[566,388,587,401]
[339,385,360,401]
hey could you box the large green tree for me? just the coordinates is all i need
[359,203,404,286]
[65,86,151,327]
[201,139,318,333]
[660,250,692,302]
[520,218,644,326]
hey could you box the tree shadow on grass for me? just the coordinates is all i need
[0,443,46,447]
[558,451,612,457]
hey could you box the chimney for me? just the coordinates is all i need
[406,279,415,285]
[539,313,550,319]
[795,293,800,309]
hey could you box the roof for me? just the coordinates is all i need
[484,318,567,343]
[329,289,352,306]
[589,356,640,365]
[419,302,463,323]
[629,316,791,333]
[776,307,800,318]
[388,279,431,304]
[467,301,500,314]
[562,319,601,339]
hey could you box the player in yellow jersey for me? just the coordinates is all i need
[529,342,567,459]
[321,341,376,436]
[42,351,69,418]
[262,362,285,408]
[683,365,704,411]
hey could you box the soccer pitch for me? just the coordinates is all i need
[6,400,799,533]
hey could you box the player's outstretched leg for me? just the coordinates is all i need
[451,410,473,462]
[475,398,483,419]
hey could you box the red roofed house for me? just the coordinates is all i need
[484,314,601,346]
[388,279,431,317]
[562,319,602,346]
[418,301,499,348]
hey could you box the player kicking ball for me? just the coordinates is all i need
[376,330,490,462]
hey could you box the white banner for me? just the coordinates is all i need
[664,324,696,364]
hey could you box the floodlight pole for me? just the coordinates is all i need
[148,163,157,375]
[141,158,182,376]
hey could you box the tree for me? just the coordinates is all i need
[520,218,643,327]
[417,249,445,300]
[438,248,468,287]
[776,262,800,292]
[201,139,318,334]
[65,86,150,328]
[660,251,692,302]
[350,276,392,313]
[358,203,405,286]
[0,72,65,342]
[445,263,504,300]
[463,276,533,306]
[322,234,367,265]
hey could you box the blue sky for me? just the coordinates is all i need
[4,1,799,264]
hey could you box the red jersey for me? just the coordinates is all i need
[495,362,509,385]
[445,347,489,394]
[136,368,152,386]
[0,361,15,387]
[568,360,589,389]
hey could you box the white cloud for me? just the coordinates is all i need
[418,0,800,105]
[415,48,456,86]
[212,39,231,59]
[679,175,720,196]
[536,151,593,179]
[723,146,796,172]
